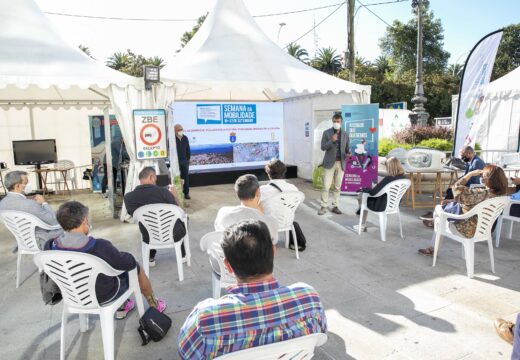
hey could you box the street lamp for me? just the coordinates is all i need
[277,22,286,45]
[409,0,429,127]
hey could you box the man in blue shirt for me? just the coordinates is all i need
[459,145,486,187]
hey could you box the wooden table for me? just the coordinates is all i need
[405,168,459,209]
[33,167,71,196]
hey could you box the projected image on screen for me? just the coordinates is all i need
[233,142,279,163]
[190,144,234,165]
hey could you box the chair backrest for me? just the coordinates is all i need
[263,191,305,228]
[34,250,124,310]
[132,203,186,246]
[0,210,50,252]
[214,333,328,360]
[467,196,510,240]
[203,233,236,286]
[372,179,411,213]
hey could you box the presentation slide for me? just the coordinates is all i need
[170,102,284,171]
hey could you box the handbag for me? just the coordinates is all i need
[269,183,306,250]
[137,307,172,345]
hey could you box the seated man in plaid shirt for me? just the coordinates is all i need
[178,219,327,359]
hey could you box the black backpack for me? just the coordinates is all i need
[137,307,172,345]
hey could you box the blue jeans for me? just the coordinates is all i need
[513,313,520,360]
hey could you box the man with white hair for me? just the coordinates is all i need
[0,170,63,249]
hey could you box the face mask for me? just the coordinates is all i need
[460,155,468,162]
[177,131,184,137]
[333,123,341,130]
[23,182,33,195]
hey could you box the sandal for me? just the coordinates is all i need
[418,247,434,256]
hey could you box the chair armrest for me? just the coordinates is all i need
[503,199,520,216]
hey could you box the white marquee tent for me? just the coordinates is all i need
[453,66,520,155]
[0,0,176,219]
[162,0,371,178]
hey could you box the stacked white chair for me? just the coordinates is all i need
[133,203,191,281]
[432,196,510,278]
[214,333,328,359]
[263,191,305,259]
[495,199,520,247]
[34,251,145,360]
[200,231,236,298]
[357,179,411,242]
[0,210,62,288]
[53,160,77,193]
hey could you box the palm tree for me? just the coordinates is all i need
[312,47,343,75]
[374,55,391,75]
[286,42,309,63]
[78,44,94,59]
[147,56,166,69]
[106,52,129,70]
[448,63,464,78]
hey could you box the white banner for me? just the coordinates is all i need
[133,109,168,160]
[454,30,503,155]
[171,102,284,171]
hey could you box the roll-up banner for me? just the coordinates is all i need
[341,104,379,192]
[453,29,503,156]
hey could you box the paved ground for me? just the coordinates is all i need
[0,179,519,360]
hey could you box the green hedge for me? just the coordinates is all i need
[378,139,411,156]
[416,138,453,151]
[378,137,455,156]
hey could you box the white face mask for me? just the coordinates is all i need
[333,123,341,130]
[177,131,184,138]
[23,182,33,195]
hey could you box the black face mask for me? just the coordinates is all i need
[461,155,469,162]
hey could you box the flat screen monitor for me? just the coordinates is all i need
[13,139,58,165]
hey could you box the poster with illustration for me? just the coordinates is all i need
[341,104,379,192]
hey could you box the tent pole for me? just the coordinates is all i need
[103,107,117,219]
[29,106,35,139]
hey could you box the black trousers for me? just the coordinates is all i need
[179,161,190,196]
[101,165,126,195]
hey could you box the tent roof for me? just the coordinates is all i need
[162,0,370,101]
[484,65,520,97]
[0,0,140,107]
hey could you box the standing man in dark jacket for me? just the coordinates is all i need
[175,124,191,200]
[318,113,350,215]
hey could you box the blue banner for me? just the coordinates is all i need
[341,104,379,192]
[196,104,257,125]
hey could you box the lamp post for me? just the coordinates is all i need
[277,22,286,45]
[409,0,429,127]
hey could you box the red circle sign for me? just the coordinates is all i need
[140,124,162,146]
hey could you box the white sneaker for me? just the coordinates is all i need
[149,258,156,267]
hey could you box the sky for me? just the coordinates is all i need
[34,0,520,67]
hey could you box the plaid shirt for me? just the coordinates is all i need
[178,279,327,359]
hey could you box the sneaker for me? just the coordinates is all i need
[149,258,156,267]
[331,207,343,215]
[494,318,514,344]
[422,220,434,228]
[155,299,167,313]
[116,299,135,320]
[184,194,191,200]
[419,211,434,221]
[317,207,327,215]
[418,247,434,256]
[353,225,367,232]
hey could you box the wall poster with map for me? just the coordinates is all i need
[170,102,284,170]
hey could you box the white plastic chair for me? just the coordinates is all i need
[263,191,305,259]
[432,196,510,278]
[53,160,77,193]
[495,199,520,247]
[214,333,328,360]
[0,210,62,288]
[357,179,411,242]
[33,251,145,360]
[200,231,236,298]
[133,203,191,281]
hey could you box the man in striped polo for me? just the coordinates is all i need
[178,219,327,359]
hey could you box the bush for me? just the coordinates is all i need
[379,138,412,156]
[416,138,453,152]
[392,126,453,145]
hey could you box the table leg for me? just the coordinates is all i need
[41,171,49,195]
[62,170,71,195]
[434,173,441,205]
[411,172,416,209]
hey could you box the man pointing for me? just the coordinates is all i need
[318,113,349,215]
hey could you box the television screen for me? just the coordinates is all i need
[13,139,58,165]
